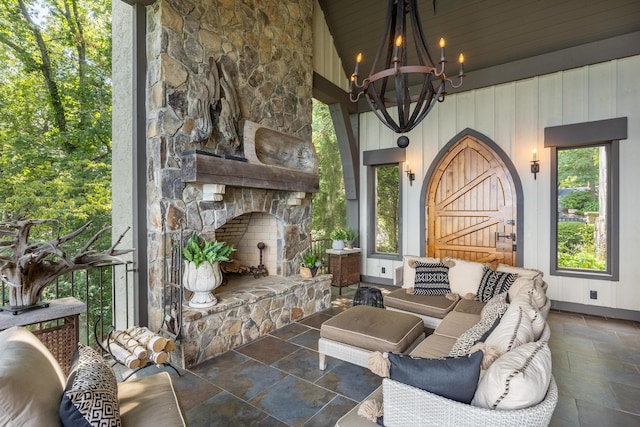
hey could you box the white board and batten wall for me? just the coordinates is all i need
[310,5,640,314]
[357,56,640,314]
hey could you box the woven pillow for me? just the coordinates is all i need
[475,267,518,302]
[60,344,121,427]
[449,293,510,357]
[402,255,439,289]
[484,304,535,354]
[388,350,483,404]
[472,340,552,410]
[413,262,450,296]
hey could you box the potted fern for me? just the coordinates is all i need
[344,227,358,249]
[300,252,320,278]
[182,233,235,308]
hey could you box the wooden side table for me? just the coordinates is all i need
[0,297,86,374]
[326,248,361,295]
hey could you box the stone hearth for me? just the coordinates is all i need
[175,274,331,368]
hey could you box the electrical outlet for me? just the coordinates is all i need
[381,267,386,274]
[590,290,598,299]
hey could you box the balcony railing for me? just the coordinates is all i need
[0,261,135,347]
[311,238,332,274]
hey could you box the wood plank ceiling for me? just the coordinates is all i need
[318,0,640,81]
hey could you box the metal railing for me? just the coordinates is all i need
[311,238,332,274]
[1,261,135,346]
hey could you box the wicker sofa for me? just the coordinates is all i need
[0,326,187,427]
[335,256,557,427]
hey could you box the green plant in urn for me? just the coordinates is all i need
[182,233,235,308]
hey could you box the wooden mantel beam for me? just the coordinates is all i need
[181,151,320,193]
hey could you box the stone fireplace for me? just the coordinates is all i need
[144,0,330,368]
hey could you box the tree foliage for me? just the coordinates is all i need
[311,100,345,239]
[375,165,399,253]
[0,0,112,239]
[557,146,599,190]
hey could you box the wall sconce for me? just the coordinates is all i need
[531,148,540,180]
[405,161,415,185]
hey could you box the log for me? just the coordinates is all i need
[126,326,167,353]
[149,351,169,365]
[111,330,148,360]
[102,339,142,369]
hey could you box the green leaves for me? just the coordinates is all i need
[182,233,235,268]
[0,0,112,230]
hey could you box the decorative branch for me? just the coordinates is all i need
[0,220,133,307]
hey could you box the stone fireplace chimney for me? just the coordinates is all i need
[144,1,328,367]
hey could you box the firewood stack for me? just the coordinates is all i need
[102,326,175,369]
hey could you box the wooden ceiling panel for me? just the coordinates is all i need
[319,0,640,82]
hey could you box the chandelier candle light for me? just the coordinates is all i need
[349,0,465,148]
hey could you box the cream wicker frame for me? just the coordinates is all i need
[382,376,558,427]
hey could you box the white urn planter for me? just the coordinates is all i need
[332,239,345,250]
[183,260,223,308]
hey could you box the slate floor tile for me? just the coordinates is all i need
[303,395,358,427]
[298,312,333,329]
[249,375,337,427]
[273,347,328,382]
[269,322,311,341]
[188,350,250,382]
[315,360,382,402]
[289,328,320,350]
[187,391,271,427]
[208,358,287,400]
[235,335,301,365]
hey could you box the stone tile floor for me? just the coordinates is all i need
[133,283,640,426]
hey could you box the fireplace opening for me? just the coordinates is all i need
[215,212,279,281]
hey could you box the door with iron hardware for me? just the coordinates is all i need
[426,134,518,265]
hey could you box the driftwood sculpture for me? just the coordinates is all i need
[0,220,133,307]
[190,56,241,153]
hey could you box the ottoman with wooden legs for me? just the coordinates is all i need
[319,305,425,370]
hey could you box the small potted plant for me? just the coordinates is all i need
[300,252,320,278]
[344,227,358,249]
[330,228,348,250]
[182,233,235,308]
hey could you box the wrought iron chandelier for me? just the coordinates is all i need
[349,0,465,148]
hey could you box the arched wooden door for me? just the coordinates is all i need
[425,132,519,265]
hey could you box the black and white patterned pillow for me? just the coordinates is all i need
[60,344,121,427]
[449,293,510,357]
[413,262,450,296]
[475,267,518,302]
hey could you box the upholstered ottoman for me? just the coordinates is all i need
[319,305,425,370]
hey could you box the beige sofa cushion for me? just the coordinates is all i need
[119,372,187,427]
[402,255,439,289]
[320,305,424,353]
[472,340,552,410]
[454,298,486,316]
[0,326,66,427]
[409,334,457,359]
[444,257,485,296]
[434,311,481,340]
[384,287,458,319]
